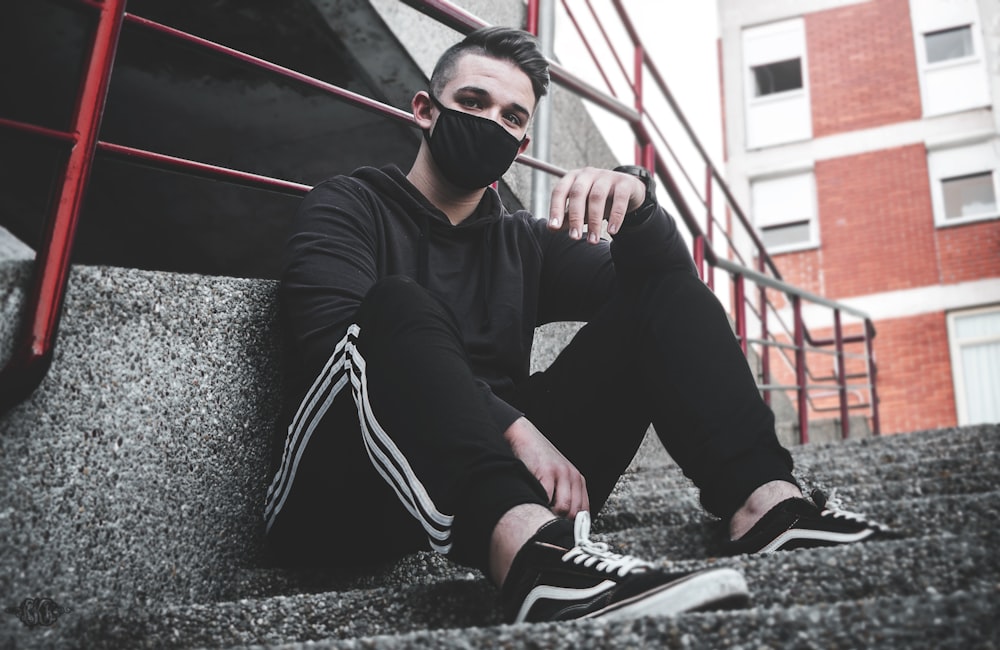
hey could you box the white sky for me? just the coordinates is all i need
[552,1,725,174]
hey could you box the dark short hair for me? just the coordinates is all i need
[430,26,550,104]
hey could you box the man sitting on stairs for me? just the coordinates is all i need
[263,25,886,624]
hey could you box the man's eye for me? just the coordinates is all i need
[506,114,522,126]
[460,98,481,108]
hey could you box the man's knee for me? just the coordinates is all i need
[364,275,425,307]
[357,275,459,336]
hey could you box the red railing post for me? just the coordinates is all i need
[834,309,849,439]
[0,0,127,415]
[704,165,715,290]
[759,257,770,406]
[866,320,881,435]
[733,274,747,356]
[641,143,655,173]
[632,42,643,118]
[525,0,539,35]
[792,295,809,444]
[693,236,705,282]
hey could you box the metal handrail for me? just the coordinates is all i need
[0,0,879,441]
[0,0,126,414]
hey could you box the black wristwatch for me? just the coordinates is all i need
[613,165,657,212]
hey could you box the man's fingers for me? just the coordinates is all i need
[548,168,645,243]
[549,168,596,241]
[585,176,612,244]
[548,173,574,230]
[540,475,556,506]
[606,179,634,236]
[563,173,592,241]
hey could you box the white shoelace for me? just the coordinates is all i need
[561,511,653,577]
[819,489,882,527]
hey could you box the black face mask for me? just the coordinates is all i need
[424,94,525,190]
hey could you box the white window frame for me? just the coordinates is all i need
[742,18,812,149]
[910,0,991,116]
[922,24,974,65]
[927,139,1000,228]
[750,169,819,254]
[947,304,1000,425]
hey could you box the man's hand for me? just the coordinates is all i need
[504,417,589,518]
[547,167,646,243]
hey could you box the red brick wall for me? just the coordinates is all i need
[872,312,957,433]
[772,145,999,299]
[805,0,922,137]
[771,249,822,299]
[937,219,1000,284]
[815,144,939,299]
[761,312,957,436]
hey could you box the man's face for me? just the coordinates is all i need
[434,52,537,141]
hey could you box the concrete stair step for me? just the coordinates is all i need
[609,490,999,561]
[626,425,996,475]
[596,471,1000,533]
[265,588,1000,650]
[69,528,998,649]
[627,447,997,493]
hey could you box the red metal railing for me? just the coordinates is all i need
[0,0,126,414]
[538,0,880,441]
[0,0,879,441]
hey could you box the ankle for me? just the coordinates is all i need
[488,504,558,587]
[729,480,802,541]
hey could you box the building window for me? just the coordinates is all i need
[751,171,817,252]
[928,141,1000,227]
[948,306,1000,425]
[942,172,997,220]
[924,25,974,64]
[751,58,803,97]
[910,0,990,116]
[742,19,811,148]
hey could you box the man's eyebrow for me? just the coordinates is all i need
[453,85,532,119]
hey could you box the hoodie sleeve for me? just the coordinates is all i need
[532,203,697,323]
[609,204,699,283]
[281,177,379,374]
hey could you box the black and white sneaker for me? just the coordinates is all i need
[724,489,892,555]
[501,512,749,624]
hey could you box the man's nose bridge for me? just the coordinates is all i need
[486,106,504,124]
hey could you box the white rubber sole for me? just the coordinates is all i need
[586,567,750,621]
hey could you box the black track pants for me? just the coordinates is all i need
[265,273,794,570]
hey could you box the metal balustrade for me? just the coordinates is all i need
[0,0,879,441]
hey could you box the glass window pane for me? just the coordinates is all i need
[752,58,802,96]
[960,340,1000,424]
[761,221,811,248]
[942,172,996,219]
[925,25,974,64]
[955,311,1000,340]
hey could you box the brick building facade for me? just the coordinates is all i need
[717,0,1000,433]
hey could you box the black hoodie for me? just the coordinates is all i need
[281,165,695,432]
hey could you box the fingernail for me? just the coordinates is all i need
[588,232,598,243]
[609,222,619,234]
[570,227,580,239]
[550,217,560,227]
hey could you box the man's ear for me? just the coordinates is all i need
[517,135,531,154]
[412,91,434,129]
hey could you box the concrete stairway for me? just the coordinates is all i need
[1,261,998,648]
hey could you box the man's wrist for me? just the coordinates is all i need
[612,165,657,224]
